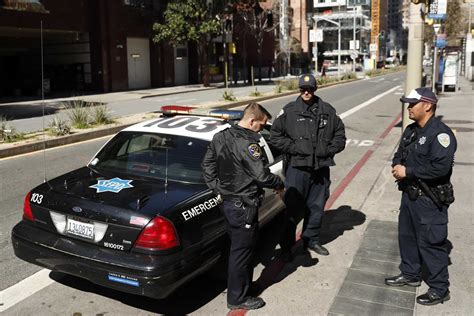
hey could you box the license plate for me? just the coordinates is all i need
[66,218,94,240]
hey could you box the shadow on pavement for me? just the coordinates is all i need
[320,205,366,245]
[47,212,295,314]
[0,103,63,120]
[50,271,227,315]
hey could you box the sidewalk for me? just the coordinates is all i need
[327,76,474,315]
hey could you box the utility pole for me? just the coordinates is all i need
[402,1,424,130]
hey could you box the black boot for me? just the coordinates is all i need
[385,274,421,287]
[305,241,329,256]
[416,290,450,306]
[227,297,266,310]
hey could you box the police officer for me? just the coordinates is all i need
[269,74,346,256]
[385,87,456,306]
[202,103,284,311]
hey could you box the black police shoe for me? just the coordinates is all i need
[384,274,421,287]
[227,297,266,310]
[416,290,450,305]
[306,242,329,256]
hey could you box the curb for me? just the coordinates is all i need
[0,77,362,159]
[0,123,135,159]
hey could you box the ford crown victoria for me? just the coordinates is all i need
[11,106,285,299]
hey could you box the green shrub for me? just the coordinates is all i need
[65,99,90,129]
[249,89,262,97]
[48,115,71,136]
[91,105,113,125]
[222,90,236,101]
[341,72,357,80]
[275,85,283,93]
[0,117,26,142]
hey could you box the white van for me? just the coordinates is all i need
[443,52,459,92]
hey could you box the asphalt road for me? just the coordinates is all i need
[0,72,406,314]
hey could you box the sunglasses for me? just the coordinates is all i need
[299,88,315,93]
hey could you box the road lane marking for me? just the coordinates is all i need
[339,85,401,119]
[0,269,54,312]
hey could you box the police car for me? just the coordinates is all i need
[11,106,285,299]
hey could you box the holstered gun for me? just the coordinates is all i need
[417,179,443,209]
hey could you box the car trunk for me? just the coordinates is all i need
[29,166,208,252]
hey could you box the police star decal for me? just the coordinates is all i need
[437,133,450,148]
[248,143,262,159]
[89,177,134,193]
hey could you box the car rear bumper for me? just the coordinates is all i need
[11,221,221,299]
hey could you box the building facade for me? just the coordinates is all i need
[0,0,182,98]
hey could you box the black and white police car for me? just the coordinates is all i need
[12,106,285,299]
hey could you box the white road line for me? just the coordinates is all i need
[0,269,54,312]
[339,85,401,119]
[0,83,402,312]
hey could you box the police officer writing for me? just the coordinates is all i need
[269,74,346,256]
[385,87,456,306]
[202,103,284,311]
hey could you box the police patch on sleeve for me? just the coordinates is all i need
[248,143,262,159]
[437,133,450,148]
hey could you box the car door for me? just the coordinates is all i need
[257,124,285,226]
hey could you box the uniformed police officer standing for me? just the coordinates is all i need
[269,74,346,257]
[385,87,456,306]
[202,103,284,311]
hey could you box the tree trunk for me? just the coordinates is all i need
[199,41,210,87]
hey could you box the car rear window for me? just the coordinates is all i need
[92,131,208,184]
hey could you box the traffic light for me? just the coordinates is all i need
[379,31,385,40]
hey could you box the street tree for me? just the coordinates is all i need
[230,0,277,81]
[444,0,466,44]
[152,0,221,87]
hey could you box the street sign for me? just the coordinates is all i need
[347,0,370,6]
[349,40,360,50]
[369,43,377,52]
[428,0,447,20]
[436,39,447,48]
[310,29,323,42]
[350,51,358,60]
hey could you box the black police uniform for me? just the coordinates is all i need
[202,124,284,306]
[269,92,346,248]
[393,116,456,297]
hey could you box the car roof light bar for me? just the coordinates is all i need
[160,105,243,120]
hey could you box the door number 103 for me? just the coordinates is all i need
[31,193,44,204]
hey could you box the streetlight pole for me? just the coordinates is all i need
[313,16,341,79]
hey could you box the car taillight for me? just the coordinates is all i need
[23,192,35,221]
[134,216,179,250]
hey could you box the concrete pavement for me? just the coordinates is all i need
[1,73,471,315]
[247,76,473,315]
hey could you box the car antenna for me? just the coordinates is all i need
[40,20,49,184]
[164,147,168,194]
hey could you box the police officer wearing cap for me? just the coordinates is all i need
[202,103,284,311]
[385,87,457,306]
[269,74,346,257]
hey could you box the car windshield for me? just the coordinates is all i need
[91,131,208,184]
